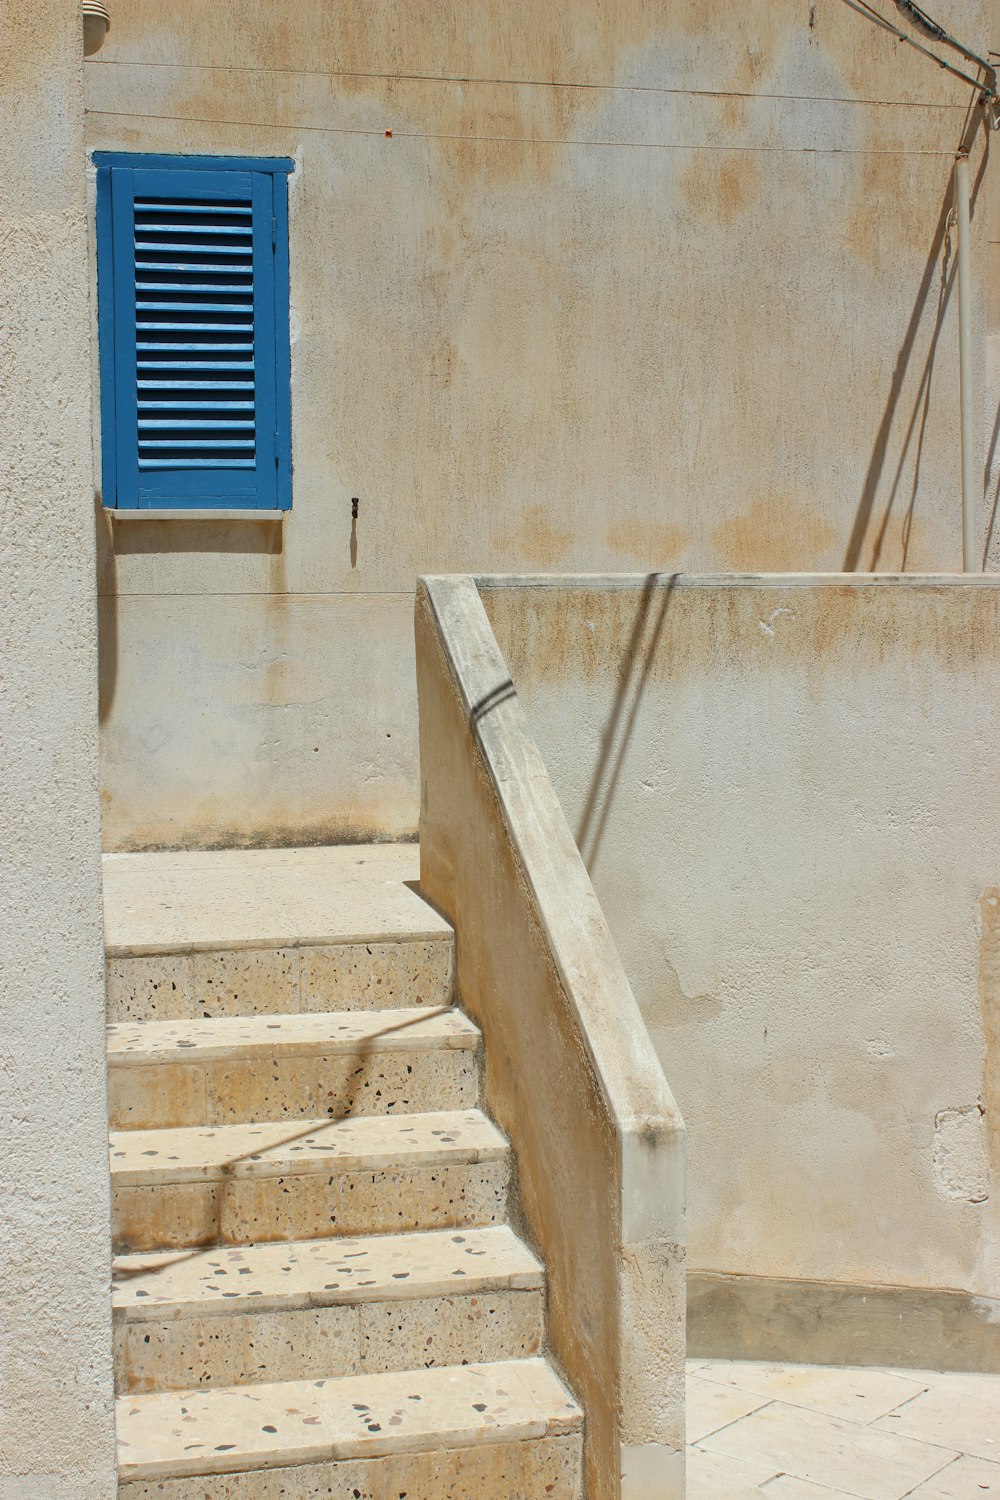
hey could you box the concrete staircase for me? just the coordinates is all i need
[104,845,583,1499]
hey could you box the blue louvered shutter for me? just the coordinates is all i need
[96,158,291,510]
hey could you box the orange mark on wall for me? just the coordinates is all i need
[841,147,952,270]
[980,893,1000,1183]
[514,504,575,567]
[484,579,1000,699]
[680,155,760,225]
[605,514,689,564]
[711,492,838,571]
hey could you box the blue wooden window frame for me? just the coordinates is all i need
[94,152,294,511]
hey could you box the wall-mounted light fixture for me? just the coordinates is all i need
[83,1,110,56]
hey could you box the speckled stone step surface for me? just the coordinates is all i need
[115,1358,583,1489]
[113,1227,545,1393]
[108,1007,478,1064]
[105,843,582,1500]
[112,1109,510,1250]
[104,845,455,1021]
[115,1226,543,1315]
[112,1109,505,1184]
[107,1007,480,1127]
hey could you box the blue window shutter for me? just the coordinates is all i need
[95,164,119,509]
[95,155,292,511]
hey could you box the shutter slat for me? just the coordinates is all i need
[132,241,253,255]
[136,458,257,470]
[138,400,255,410]
[140,439,255,449]
[134,201,253,216]
[137,341,253,350]
[137,379,254,389]
[136,301,253,312]
[139,419,256,429]
[137,361,255,371]
[136,262,254,274]
[134,226,254,241]
[137,324,254,333]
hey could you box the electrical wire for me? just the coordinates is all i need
[893,0,994,77]
[893,0,948,44]
[840,0,997,109]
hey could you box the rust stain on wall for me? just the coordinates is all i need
[979,891,1000,1178]
[680,154,761,225]
[717,24,785,132]
[711,493,838,571]
[483,582,1000,690]
[842,147,954,269]
[107,810,413,854]
[103,0,667,88]
[511,504,576,567]
[604,515,690,563]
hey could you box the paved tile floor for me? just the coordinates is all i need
[687,1359,1000,1499]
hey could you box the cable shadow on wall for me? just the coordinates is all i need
[842,106,988,571]
[981,400,1000,566]
[869,213,954,570]
[575,572,677,876]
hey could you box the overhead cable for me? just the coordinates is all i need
[840,0,997,110]
[893,0,996,79]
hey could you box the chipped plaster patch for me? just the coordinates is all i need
[759,607,796,638]
[933,1106,988,1203]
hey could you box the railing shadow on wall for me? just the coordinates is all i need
[843,105,988,573]
[415,574,687,1500]
[575,573,678,876]
[982,401,1000,566]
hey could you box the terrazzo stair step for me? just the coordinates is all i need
[113,1225,545,1393]
[111,1108,510,1252]
[115,1357,584,1498]
[107,936,456,1022]
[107,1006,480,1128]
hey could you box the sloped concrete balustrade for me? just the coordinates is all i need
[416,575,687,1500]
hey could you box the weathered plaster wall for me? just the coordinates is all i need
[481,575,1000,1310]
[83,0,997,848]
[0,4,117,1496]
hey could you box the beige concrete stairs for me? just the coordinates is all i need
[104,845,583,1499]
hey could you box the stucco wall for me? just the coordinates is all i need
[0,4,117,1496]
[83,0,997,848]
[480,575,1000,1311]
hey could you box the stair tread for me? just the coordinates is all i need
[107,1005,479,1064]
[111,1108,506,1185]
[113,1225,543,1317]
[115,1357,582,1482]
[103,844,451,955]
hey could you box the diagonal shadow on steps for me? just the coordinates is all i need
[112,1004,471,1281]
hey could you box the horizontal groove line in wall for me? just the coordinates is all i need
[86,57,971,113]
[86,110,963,155]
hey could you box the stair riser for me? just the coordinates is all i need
[115,1289,544,1394]
[108,1049,478,1129]
[117,1434,582,1500]
[107,940,454,1022]
[113,1163,509,1252]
